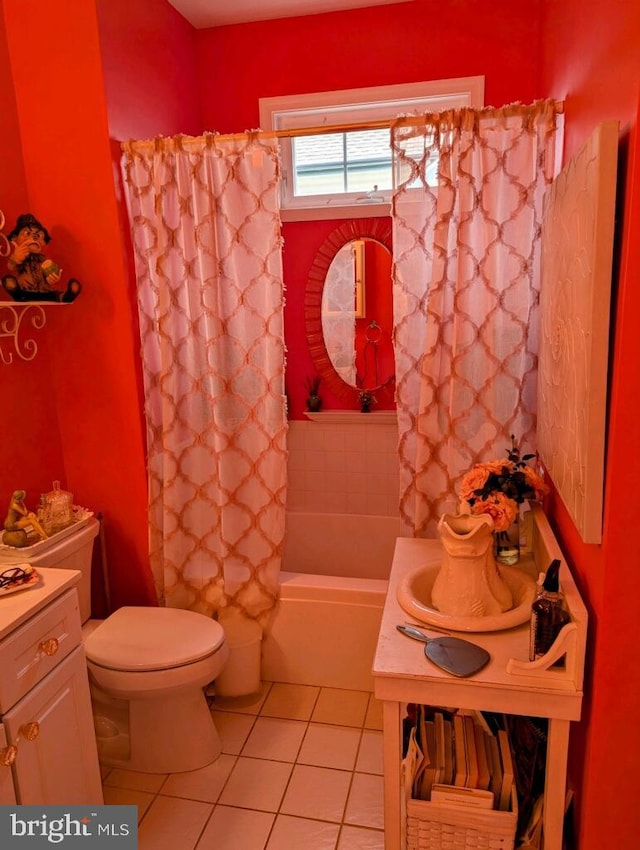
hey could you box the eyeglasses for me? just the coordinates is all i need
[0,566,31,589]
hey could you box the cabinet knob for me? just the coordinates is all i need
[39,638,59,657]
[0,745,17,767]
[19,722,40,742]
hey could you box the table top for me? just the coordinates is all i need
[373,522,586,721]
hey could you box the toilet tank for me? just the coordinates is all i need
[0,517,99,622]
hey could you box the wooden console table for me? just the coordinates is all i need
[373,504,587,850]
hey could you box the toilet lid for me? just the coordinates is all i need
[84,606,226,672]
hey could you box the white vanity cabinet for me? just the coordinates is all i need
[373,505,587,850]
[0,568,103,805]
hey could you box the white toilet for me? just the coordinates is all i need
[3,517,229,774]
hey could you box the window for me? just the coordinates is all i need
[259,77,484,220]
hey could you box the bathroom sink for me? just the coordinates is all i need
[396,562,536,632]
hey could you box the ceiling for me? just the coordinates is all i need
[167,0,413,28]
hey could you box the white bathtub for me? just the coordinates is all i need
[261,571,389,692]
[262,512,401,691]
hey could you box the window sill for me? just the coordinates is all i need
[303,410,396,425]
[280,203,390,223]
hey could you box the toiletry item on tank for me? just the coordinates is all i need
[529,558,570,661]
[40,480,74,534]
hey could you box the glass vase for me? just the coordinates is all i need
[494,513,520,565]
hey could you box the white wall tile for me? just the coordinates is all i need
[286,421,399,518]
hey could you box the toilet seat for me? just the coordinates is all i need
[84,606,225,672]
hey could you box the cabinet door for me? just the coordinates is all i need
[0,724,17,804]
[4,647,103,805]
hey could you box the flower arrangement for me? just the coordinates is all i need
[459,435,548,532]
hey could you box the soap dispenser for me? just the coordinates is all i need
[529,559,570,661]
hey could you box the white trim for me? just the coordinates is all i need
[259,77,485,129]
[261,77,484,216]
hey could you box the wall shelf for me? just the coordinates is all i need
[303,410,397,425]
[0,302,67,365]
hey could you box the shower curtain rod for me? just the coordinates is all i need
[124,101,564,150]
[274,100,564,139]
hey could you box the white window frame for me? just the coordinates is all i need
[259,76,485,221]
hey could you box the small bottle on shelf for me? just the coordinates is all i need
[529,559,571,661]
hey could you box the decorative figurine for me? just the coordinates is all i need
[1,213,82,303]
[2,489,48,548]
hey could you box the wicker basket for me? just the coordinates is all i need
[406,785,518,850]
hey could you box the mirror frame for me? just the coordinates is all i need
[305,218,393,403]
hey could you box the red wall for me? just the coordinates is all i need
[196,0,541,133]
[4,2,639,843]
[96,0,202,140]
[196,0,543,417]
[540,2,640,847]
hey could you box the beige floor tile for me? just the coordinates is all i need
[102,785,154,822]
[161,753,236,803]
[298,723,361,771]
[197,805,274,850]
[355,730,384,775]
[312,688,370,727]
[104,768,168,794]
[138,795,213,850]
[213,681,272,715]
[212,710,257,754]
[261,682,320,720]
[337,825,385,849]
[280,764,352,823]
[364,696,384,730]
[218,756,293,812]
[266,814,340,850]
[344,773,384,830]
[241,716,307,761]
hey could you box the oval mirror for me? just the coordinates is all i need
[306,220,394,404]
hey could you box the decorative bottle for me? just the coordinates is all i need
[529,558,571,661]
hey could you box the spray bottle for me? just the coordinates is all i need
[529,559,570,661]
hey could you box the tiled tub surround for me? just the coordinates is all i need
[286,418,399,517]
[102,682,385,850]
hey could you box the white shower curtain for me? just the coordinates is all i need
[121,132,287,622]
[391,101,561,536]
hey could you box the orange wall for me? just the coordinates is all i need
[540,1,640,847]
[0,8,66,494]
[2,0,151,610]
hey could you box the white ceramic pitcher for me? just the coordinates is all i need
[431,512,513,618]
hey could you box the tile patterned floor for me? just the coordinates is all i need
[101,682,385,849]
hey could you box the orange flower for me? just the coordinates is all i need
[470,492,518,532]
[459,466,491,502]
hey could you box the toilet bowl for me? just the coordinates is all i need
[84,606,229,774]
[1,517,230,774]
